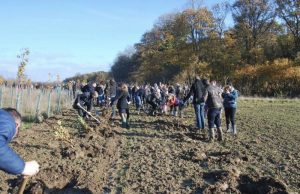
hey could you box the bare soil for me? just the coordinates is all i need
[0,99,299,193]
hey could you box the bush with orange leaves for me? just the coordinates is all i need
[235,59,300,97]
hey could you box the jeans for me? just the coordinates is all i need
[207,108,221,129]
[135,96,142,110]
[193,103,205,129]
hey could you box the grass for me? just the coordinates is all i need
[0,86,73,119]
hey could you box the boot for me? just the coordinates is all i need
[217,127,224,141]
[121,114,127,128]
[226,124,231,133]
[209,128,215,142]
[232,125,237,136]
[126,121,130,129]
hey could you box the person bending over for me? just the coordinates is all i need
[0,108,39,176]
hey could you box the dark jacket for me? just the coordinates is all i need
[136,88,145,98]
[184,79,206,104]
[73,93,92,109]
[114,91,130,110]
[0,109,25,174]
[204,85,223,109]
[222,90,238,108]
[81,83,95,94]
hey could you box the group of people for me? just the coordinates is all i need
[72,77,238,142]
[0,76,238,178]
[183,76,238,141]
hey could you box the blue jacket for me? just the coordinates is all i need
[222,90,238,108]
[0,109,25,174]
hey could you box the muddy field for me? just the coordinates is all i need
[0,98,299,194]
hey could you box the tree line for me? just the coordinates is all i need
[110,0,300,97]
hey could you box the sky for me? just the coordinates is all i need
[0,0,232,82]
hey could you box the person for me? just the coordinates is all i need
[203,80,224,141]
[113,83,131,128]
[146,87,161,116]
[72,80,77,99]
[0,108,40,176]
[135,86,145,115]
[167,93,178,116]
[73,91,98,118]
[222,83,238,136]
[105,79,117,119]
[81,81,96,97]
[95,82,105,107]
[183,76,206,131]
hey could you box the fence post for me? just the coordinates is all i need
[0,86,3,108]
[10,86,14,107]
[47,90,52,117]
[35,90,42,120]
[56,87,62,113]
[16,90,21,112]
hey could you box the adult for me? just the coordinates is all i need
[81,81,96,97]
[222,83,238,136]
[105,79,117,119]
[74,91,98,118]
[0,108,39,176]
[183,76,206,131]
[204,80,224,141]
[113,83,131,128]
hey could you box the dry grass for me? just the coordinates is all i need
[0,86,74,120]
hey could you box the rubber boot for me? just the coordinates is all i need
[217,127,224,141]
[209,128,215,142]
[121,114,127,128]
[137,107,140,115]
[126,120,130,129]
[226,124,231,133]
[232,125,237,136]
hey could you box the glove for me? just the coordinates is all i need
[22,161,40,176]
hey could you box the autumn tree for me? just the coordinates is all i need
[232,0,276,64]
[17,48,30,87]
[276,0,300,55]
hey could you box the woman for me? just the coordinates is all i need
[113,83,131,128]
[222,84,238,136]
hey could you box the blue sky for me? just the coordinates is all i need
[0,0,232,82]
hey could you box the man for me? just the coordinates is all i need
[203,80,224,141]
[81,81,96,97]
[73,91,98,118]
[0,108,39,176]
[105,79,117,119]
[183,76,206,131]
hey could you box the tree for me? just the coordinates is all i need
[17,48,30,87]
[183,7,215,52]
[232,0,276,64]
[212,1,230,38]
[276,0,300,55]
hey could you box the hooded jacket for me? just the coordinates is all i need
[0,109,25,174]
[222,89,238,108]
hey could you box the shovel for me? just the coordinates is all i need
[17,176,29,194]
[77,103,101,124]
